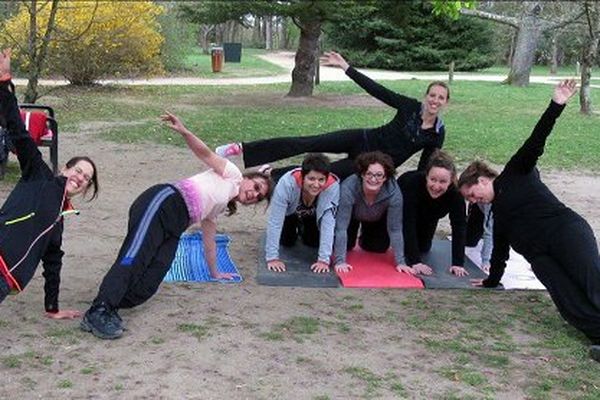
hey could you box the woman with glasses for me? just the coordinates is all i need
[333,151,412,274]
[0,49,100,318]
[81,112,273,340]
[397,150,468,277]
[265,153,339,274]
[215,51,449,181]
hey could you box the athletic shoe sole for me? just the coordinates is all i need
[80,316,123,340]
[590,345,600,363]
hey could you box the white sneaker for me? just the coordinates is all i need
[215,142,242,158]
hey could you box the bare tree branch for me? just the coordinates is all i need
[459,8,519,28]
[51,0,99,43]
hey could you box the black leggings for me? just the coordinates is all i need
[0,276,9,305]
[346,214,390,253]
[280,213,319,248]
[529,217,600,343]
[466,204,485,247]
[243,128,368,180]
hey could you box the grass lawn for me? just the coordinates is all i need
[173,47,286,78]
[473,64,600,78]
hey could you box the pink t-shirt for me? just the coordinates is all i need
[174,161,242,224]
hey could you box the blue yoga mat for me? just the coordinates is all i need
[164,232,242,283]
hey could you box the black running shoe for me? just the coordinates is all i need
[80,303,123,339]
[590,345,600,363]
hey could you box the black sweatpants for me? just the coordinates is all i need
[93,185,189,309]
[347,214,390,253]
[413,217,439,254]
[466,203,485,247]
[528,217,600,343]
[0,276,9,304]
[280,213,319,248]
[243,128,368,180]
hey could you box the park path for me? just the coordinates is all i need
[13,50,592,87]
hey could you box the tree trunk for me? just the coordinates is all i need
[252,16,263,47]
[580,36,599,114]
[550,32,559,74]
[281,17,290,49]
[505,3,544,86]
[24,0,39,103]
[287,18,321,97]
[265,15,273,50]
[230,21,239,42]
[199,25,214,54]
[580,59,593,115]
[507,30,516,66]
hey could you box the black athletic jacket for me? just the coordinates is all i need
[397,170,466,266]
[346,66,445,171]
[0,80,73,312]
[484,101,577,287]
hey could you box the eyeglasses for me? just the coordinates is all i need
[254,180,265,202]
[74,166,92,183]
[364,171,385,181]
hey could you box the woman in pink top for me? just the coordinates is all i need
[81,112,272,340]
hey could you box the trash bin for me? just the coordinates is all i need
[211,46,223,73]
[223,42,242,63]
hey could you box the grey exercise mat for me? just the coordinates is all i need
[419,239,492,289]
[256,234,340,287]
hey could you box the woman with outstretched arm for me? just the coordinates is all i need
[0,49,100,319]
[458,80,600,363]
[216,51,448,180]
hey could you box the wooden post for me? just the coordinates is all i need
[448,61,455,84]
[315,40,321,86]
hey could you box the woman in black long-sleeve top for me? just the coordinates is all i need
[458,80,600,363]
[0,49,99,318]
[215,51,449,180]
[397,150,468,277]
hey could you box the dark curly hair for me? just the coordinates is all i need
[301,153,331,178]
[354,151,395,180]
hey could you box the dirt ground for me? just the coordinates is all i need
[1,108,599,399]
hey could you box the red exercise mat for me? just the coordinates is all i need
[337,247,424,289]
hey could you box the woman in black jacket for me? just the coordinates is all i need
[215,51,449,180]
[0,49,99,318]
[458,80,600,362]
[397,150,467,277]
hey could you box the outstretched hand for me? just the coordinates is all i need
[160,111,188,135]
[552,79,577,105]
[0,48,11,79]
[320,51,349,71]
[45,309,82,319]
[212,271,238,280]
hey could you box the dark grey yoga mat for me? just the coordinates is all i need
[419,239,493,289]
[256,235,340,287]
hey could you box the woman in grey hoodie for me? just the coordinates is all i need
[334,151,414,275]
[265,154,339,273]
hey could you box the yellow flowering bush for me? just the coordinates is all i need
[3,1,164,84]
